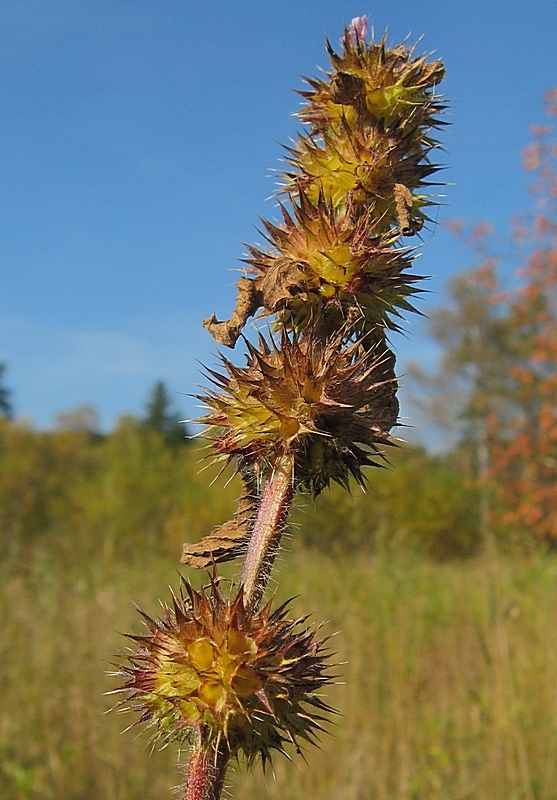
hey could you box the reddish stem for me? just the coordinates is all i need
[184,457,294,798]
[184,730,230,800]
[241,456,295,608]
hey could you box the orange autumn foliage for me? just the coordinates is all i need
[486,89,557,542]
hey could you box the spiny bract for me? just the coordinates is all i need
[204,26,445,347]
[113,577,334,765]
[198,327,398,494]
[247,190,423,338]
[287,29,445,232]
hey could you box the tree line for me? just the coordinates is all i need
[2,90,555,555]
[411,88,557,546]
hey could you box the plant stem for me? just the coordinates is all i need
[183,730,230,800]
[241,456,295,608]
[183,457,294,799]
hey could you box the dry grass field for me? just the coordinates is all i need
[3,529,557,800]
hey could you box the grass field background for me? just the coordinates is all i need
[3,528,557,800]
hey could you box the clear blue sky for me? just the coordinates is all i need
[2,0,556,433]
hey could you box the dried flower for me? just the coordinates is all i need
[346,15,368,45]
[113,577,334,766]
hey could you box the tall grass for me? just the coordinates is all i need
[3,527,557,800]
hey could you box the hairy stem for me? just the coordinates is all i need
[241,456,295,608]
[183,458,294,798]
[183,730,230,800]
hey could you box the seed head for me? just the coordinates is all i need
[248,190,422,336]
[113,577,334,765]
[284,31,445,235]
[198,328,397,494]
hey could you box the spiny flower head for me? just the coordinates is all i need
[283,127,438,234]
[281,29,445,236]
[113,577,334,765]
[297,29,444,141]
[248,190,422,336]
[285,128,438,236]
[198,328,398,494]
[204,28,445,350]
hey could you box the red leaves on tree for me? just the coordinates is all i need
[486,89,557,542]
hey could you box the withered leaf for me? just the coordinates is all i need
[394,182,422,236]
[417,60,445,88]
[253,257,304,312]
[180,474,258,568]
[203,277,261,348]
[329,71,366,105]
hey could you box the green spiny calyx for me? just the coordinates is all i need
[246,191,422,338]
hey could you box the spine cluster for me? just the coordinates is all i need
[113,17,445,800]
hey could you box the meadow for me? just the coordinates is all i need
[2,422,556,799]
[3,531,557,799]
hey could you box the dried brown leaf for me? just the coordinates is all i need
[203,277,261,348]
[253,257,304,313]
[180,473,258,568]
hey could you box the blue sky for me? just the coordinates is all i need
[1,0,556,436]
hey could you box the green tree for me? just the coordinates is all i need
[0,363,13,419]
[142,380,188,445]
[407,249,514,545]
